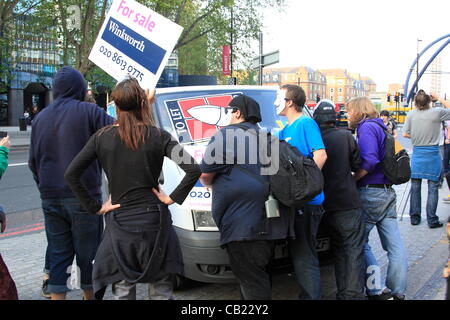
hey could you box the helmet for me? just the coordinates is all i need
[314,99,337,125]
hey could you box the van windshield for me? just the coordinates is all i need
[154,89,286,145]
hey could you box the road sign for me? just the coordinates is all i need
[89,0,183,90]
[252,51,280,69]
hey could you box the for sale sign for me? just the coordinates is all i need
[89,0,183,89]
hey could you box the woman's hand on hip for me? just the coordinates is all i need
[97,196,121,215]
[152,186,174,205]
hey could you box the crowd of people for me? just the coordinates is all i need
[0,66,449,300]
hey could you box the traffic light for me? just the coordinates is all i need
[387,93,391,102]
[400,93,404,101]
[316,94,320,103]
[395,92,399,102]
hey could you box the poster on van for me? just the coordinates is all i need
[164,93,242,144]
[181,145,212,211]
[89,0,183,90]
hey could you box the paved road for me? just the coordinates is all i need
[1,146,41,215]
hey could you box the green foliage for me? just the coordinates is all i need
[1,0,284,91]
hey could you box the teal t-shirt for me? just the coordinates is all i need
[277,115,325,205]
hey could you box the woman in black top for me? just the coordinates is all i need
[65,78,201,300]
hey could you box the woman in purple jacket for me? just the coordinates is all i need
[347,97,408,300]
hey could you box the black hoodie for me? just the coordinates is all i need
[320,126,362,213]
[29,67,114,201]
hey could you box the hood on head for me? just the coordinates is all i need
[229,95,262,123]
[52,66,87,101]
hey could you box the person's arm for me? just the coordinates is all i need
[64,135,117,214]
[200,173,216,188]
[348,133,361,173]
[198,130,231,188]
[402,115,411,139]
[306,119,327,169]
[356,123,382,179]
[431,93,450,109]
[153,131,201,205]
[313,149,327,170]
[354,168,369,181]
[28,131,40,185]
[0,137,10,179]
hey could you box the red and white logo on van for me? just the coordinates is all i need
[164,93,241,144]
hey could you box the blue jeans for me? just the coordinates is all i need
[43,197,103,293]
[359,187,408,296]
[409,179,440,225]
[288,204,324,300]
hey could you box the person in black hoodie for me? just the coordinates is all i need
[313,100,366,300]
[29,66,114,300]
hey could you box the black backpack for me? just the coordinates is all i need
[233,123,324,208]
[369,121,411,185]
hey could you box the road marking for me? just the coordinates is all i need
[4,223,44,232]
[8,163,28,167]
[0,226,45,238]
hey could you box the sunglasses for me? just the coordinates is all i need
[224,107,239,114]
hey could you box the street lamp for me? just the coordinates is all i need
[416,38,422,93]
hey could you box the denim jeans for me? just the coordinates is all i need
[42,197,103,293]
[359,187,408,296]
[322,209,366,300]
[409,179,440,225]
[288,204,324,300]
[226,240,276,300]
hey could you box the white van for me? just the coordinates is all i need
[149,85,330,285]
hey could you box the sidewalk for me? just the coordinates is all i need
[0,126,31,147]
[1,182,449,300]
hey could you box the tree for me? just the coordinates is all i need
[34,0,110,76]
[8,0,283,90]
[0,0,44,91]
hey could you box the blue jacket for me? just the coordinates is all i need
[29,66,114,200]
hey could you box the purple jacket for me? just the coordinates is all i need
[356,118,392,187]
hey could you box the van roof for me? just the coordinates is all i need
[155,85,279,94]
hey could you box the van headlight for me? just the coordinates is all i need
[192,210,218,231]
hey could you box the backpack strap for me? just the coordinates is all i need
[229,123,271,189]
[234,165,270,188]
[367,120,389,134]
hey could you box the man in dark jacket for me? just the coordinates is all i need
[29,66,114,300]
[199,95,295,300]
[313,100,366,300]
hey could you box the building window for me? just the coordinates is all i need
[330,88,334,93]
[338,88,343,93]
[338,96,343,102]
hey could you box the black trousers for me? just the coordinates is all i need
[322,209,366,300]
[225,240,275,300]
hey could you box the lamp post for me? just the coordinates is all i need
[416,38,422,93]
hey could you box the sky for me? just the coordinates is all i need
[257,0,450,94]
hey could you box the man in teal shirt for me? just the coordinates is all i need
[275,84,327,300]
